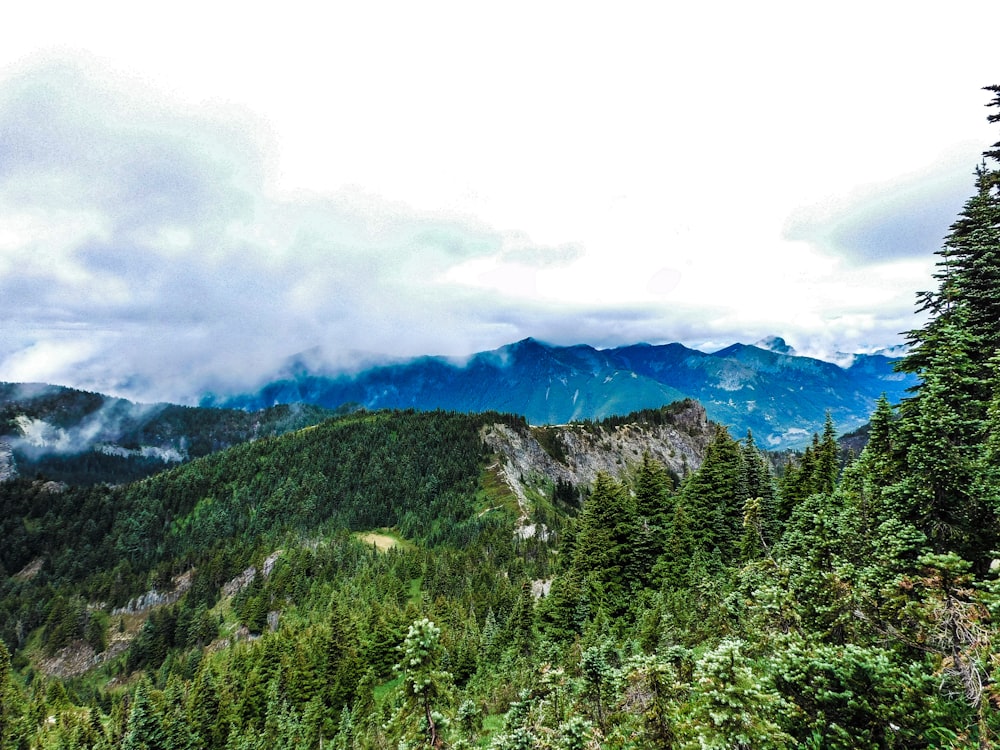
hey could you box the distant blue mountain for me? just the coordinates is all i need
[210,338,918,449]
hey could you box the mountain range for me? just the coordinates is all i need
[209,336,917,449]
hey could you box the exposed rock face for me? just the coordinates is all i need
[222,550,284,598]
[13,558,44,582]
[112,568,194,616]
[481,400,715,491]
[38,640,97,679]
[483,401,717,540]
[0,440,14,481]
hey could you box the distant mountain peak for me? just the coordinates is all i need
[510,336,549,349]
[754,335,797,356]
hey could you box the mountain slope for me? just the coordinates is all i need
[0,382,337,484]
[0,404,716,653]
[213,338,917,448]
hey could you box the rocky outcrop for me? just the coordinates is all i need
[38,640,98,679]
[0,440,14,482]
[481,400,715,491]
[483,401,717,540]
[111,568,194,616]
[222,550,283,598]
[13,557,44,582]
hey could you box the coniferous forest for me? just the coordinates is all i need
[3,88,1000,749]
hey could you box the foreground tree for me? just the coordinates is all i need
[0,641,28,750]
[889,86,1000,566]
[391,618,453,749]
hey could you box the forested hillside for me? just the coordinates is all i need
[0,383,337,485]
[3,87,1000,749]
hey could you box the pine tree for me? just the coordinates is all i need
[569,473,639,616]
[889,87,1000,566]
[392,618,452,749]
[122,679,166,750]
[680,426,744,561]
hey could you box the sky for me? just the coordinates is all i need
[1,2,998,403]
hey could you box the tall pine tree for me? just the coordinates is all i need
[890,86,1000,566]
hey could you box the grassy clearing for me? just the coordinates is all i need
[477,464,520,517]
[354,529,414,553]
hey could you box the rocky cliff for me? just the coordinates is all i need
[482,400,716,532]
[0,440,14,482]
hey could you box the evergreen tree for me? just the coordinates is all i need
[655,500,695,586]
[618,652,685,747]
[680,639,791,749]
[890,87,1000,566]
[122,679,166,750]
[580,644,613,733]
[161,676,197,750]
[844,395,900,530]
[188,660,227,749]
[634,452,674,524]
[0,641,28,750]
[632,454,675,582]
[739,430,778,558]
[740,431,776,515]
[814,413,840,495]
[392,618,453,749]
[324,602,363,715]
[680,426,744,561]
[569,473,639,616]
[505,581,537,657]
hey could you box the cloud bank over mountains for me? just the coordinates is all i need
[0,62,590,399]
[0,56,980,403]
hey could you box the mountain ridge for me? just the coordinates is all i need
[209,337,917,449]
[0,382,337,484]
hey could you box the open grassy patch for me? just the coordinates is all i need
[477,464,520,516]
[354,529,414,553]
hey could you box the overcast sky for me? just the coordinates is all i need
[1,2,998,402]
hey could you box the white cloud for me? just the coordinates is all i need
[0,62,586,400]
[0,4,998,401]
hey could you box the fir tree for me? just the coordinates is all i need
[122,679,166,750]
[890,87,1000,566]
[634,452,674,524]
[569,473,639,616]
[324,602,363,714]
[680,426,744,561]
[681,639,791,749]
